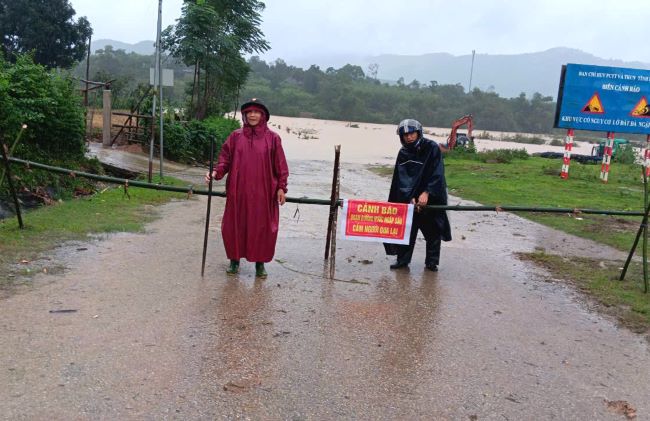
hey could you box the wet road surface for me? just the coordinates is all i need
[1,148,648,419]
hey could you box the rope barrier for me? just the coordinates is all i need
[6,156,647,216]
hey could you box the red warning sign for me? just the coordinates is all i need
[630,96,650,117]
[339,199,414,244]
[581,92,605,114]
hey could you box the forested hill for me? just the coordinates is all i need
[76,46,558,134]
[241,57,556,134]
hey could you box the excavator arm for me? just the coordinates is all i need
[444,114,474,151]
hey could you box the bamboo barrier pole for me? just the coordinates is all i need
[7,154,650,215]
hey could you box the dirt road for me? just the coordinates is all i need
[1,149,648,419]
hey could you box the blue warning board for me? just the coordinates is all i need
[554,63,650,135]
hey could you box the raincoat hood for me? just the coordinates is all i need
[241,98,270,138]
[241,98,270,121]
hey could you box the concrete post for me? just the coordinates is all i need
[102,88,112,147]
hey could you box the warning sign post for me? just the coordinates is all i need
[555,64,650,182]
[555,63,650,135]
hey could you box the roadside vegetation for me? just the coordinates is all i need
[0,55,95,200]
[443,149,644,251]
[163,116,240,164]
[519,253,649,335]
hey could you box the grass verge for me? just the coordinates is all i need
[445,154,646,251]
[518,251,650,336]
[0,176,188,283]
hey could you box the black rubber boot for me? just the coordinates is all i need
[226,259,240,275]
[390,260,410,269]
[255,262,267,278]
[425,237,441,271]
[390,248,411,269]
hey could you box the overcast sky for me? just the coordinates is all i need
[68,0,649,64]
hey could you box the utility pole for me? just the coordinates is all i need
[84,35,91,107]
[84,34,92,138]
[150,0,163,182]
[468,49,476,92]
[157,0,164,180]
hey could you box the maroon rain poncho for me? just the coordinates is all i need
[214,109,289,263]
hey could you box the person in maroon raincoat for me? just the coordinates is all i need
[205,99,289,277]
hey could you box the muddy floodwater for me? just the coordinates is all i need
[1,117,648,419]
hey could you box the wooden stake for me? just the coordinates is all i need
[620,198,650,282]
[324,145,341,259]
[329,145,341,279]
[201,139,215,277]
[1,143,24,229]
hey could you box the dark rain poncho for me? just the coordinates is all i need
[384,137,451,256]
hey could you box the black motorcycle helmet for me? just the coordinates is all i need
[396,118,423,147]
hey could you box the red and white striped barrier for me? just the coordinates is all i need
[560,128,575,179]
[600,132,615,183]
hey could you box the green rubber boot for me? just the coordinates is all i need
[226,260,240,275]
[255,262,267,278]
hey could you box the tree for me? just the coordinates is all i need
[367,63,378,80]
[0,54,99,202]
[407,79,421,90]
[0,54,85,164]
[303,65,322,94]
[163,0,269,119]
[336,64,365,81]
[0,0,92,69]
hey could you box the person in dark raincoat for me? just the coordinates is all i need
[205,99,289,278]
[384,119,451,271]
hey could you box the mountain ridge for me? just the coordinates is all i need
[92,39,156,56]
[91,40,650,99]
[289,47,650,99]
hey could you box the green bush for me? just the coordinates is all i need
[162,116,240,164]
[446,141,477,158]
[479,148,529,163]
[1,55,85,161]
[500,134,546,145]
[1,55,95,200]
[447,147,529,164]
[614,144,637,165]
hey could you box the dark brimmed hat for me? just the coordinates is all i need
[240,98,270,121]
